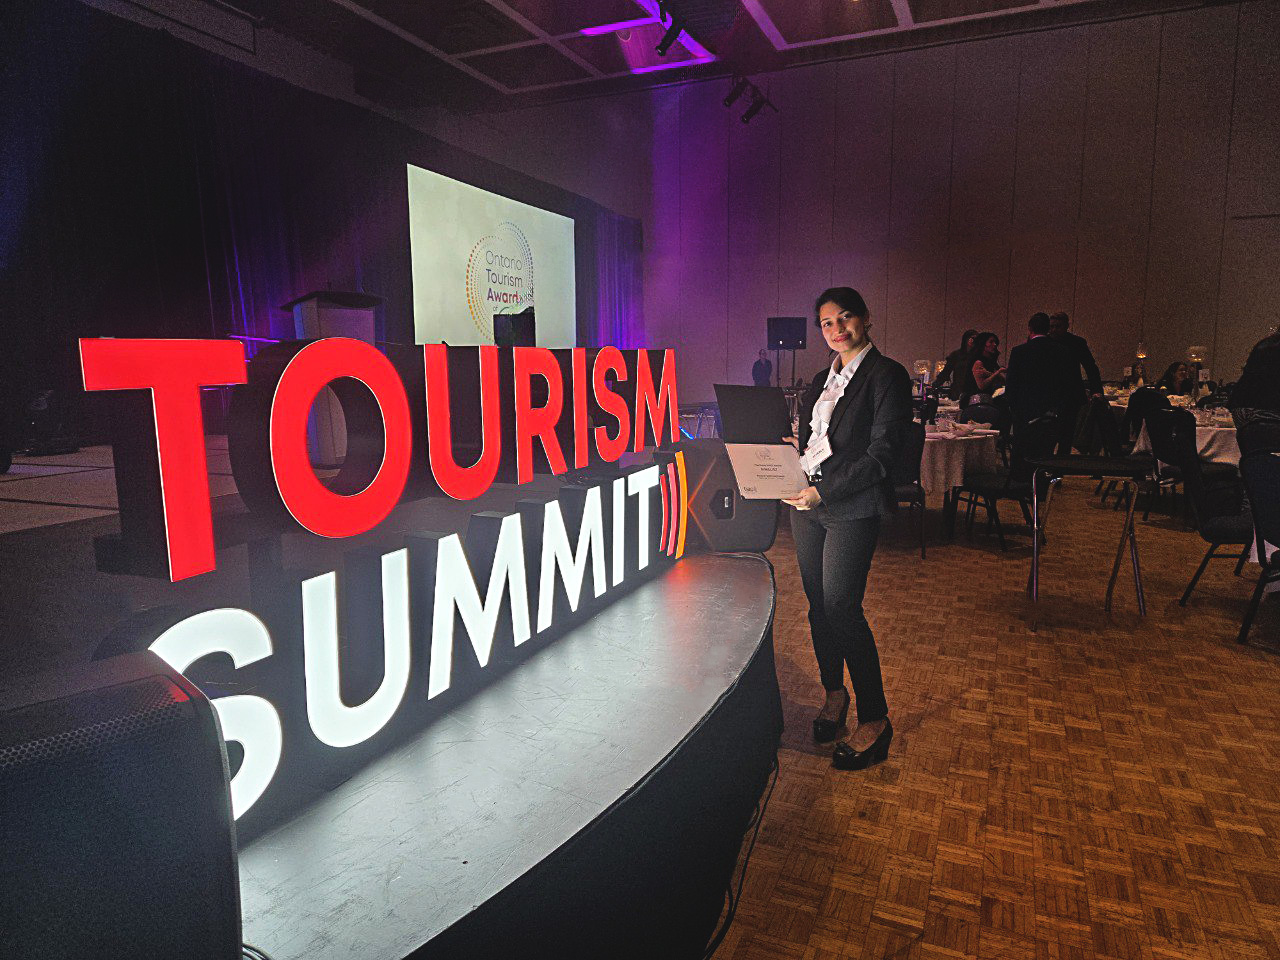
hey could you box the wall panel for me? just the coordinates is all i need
[1226,1,1280,219]
[1073,16,1161,377]
[946,35,1019,350]
[1141,5,1238,376]
[1007,27,1088,345]
[885,46,956,362]
[1216,219,1280,380]
[775,65,839,384]
[727,91,782,385]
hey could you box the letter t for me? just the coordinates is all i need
[80,338,247,581]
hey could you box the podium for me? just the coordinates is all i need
[280,291,382,469]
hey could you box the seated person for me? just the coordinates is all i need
[959,332,1005,405]
[1156,362,1195,395]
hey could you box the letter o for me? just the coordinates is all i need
[270,338,412,538]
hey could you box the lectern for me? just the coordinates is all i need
[280,290,382,468]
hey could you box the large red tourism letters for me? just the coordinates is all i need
[79,339,680,582]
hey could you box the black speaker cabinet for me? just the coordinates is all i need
[0,651,241,960]
[676,439,779,554]
[766,316,807,351]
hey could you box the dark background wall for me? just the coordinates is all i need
[0,0,642,441]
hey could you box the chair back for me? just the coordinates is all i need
[1125,387,1170,440]
[1009,418,1059,482]
[1145,407,1197,467]
[960,402,1008,432]
[1149,407,1243,523]
[1082,395,1127,456]
[1241,452,1280,564]
[893,421,926,486]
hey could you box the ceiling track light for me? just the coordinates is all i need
[655,16,682,56]
[740,89,774,124]
[723,76,751,107]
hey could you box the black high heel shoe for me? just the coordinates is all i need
[832,719,892,770]
[812,689,849,744]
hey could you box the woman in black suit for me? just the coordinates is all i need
[783,288,913,770]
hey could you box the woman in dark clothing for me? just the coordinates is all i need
[1157,362,1194,396]
[783,287,912,771]
[958,332,1005,405]
[936,329,977,400]
[1230,330,1280,456]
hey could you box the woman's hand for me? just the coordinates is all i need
[782,486,822,510]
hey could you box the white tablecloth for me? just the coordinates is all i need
[1132,423,1239,464]
[920,432,999,493]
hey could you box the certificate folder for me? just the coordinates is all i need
[713,384,808,499]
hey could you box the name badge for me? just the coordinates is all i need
[800,435,833,474]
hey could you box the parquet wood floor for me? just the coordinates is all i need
[720,479,1280,960]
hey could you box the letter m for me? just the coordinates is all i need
[426,513,530,699]
[633,349,679,451]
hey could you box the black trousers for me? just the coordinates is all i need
[790,508,889,724]
[1056,403,1083,455]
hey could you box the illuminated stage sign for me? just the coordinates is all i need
[80,339,687,829]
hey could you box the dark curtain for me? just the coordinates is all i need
[0,0,643,442]
[590,209,645,348]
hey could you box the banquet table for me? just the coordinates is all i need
[920,429,999,494]
[1132,422,1239,464]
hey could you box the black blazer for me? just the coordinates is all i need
[1057,331,1102,396]
[1004,336,1078,429]
[796,346,913,519]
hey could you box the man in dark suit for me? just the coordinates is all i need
[1048,311,1102,454]
[1005,312,1079,456]
[751,349,773,387]
[784,287,912,772]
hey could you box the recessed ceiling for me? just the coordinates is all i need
[242,0,1211,108]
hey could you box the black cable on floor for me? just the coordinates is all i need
[702,753,780,958]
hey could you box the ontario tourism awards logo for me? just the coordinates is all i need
[466,221,535,339]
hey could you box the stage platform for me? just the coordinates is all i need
[238,551,781,959]
[1,447,782,957]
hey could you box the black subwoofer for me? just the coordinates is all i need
[0,651,240,960]
[676,439,779,553]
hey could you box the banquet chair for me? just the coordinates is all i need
[952,418,1056,551]
[1081,396,1146,504]
[892,421,928,558]
[1143,408,1238,521]
[1238,452,1280,646]
[959,401,1007,433]
[1177,453,1252,607]
[1124,387,1170,442]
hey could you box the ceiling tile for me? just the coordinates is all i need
[360,0,533,54]
[498,0,652,36]
[463,43,594,89]
[752,0,898,45]
[562,22,708,75]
